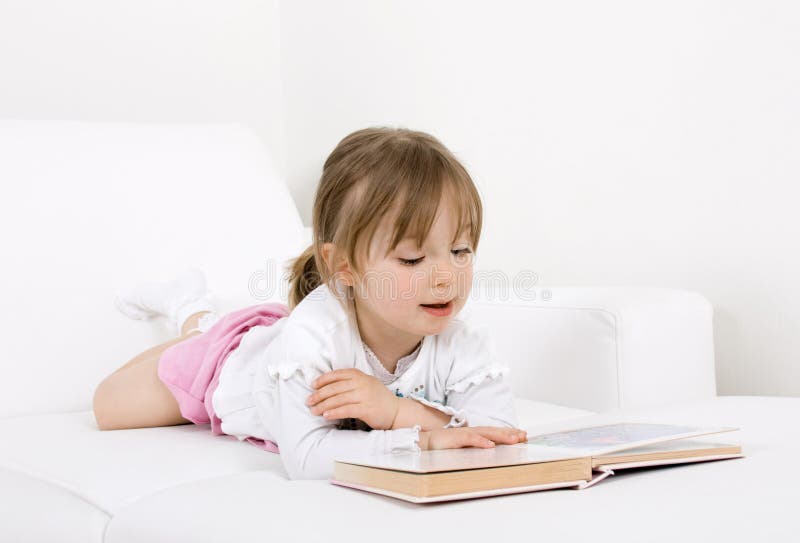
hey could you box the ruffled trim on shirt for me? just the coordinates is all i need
[264,363,318,386]
[389,424,423,453]
[409,396,468,429]
[445,364,511,394]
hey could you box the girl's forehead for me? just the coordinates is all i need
[370,191,472,251]
[377,221,472,249]
[401,221,471,242]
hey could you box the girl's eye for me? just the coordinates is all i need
[398,257,424,266]
[398,248,473,267]
[451,248,473,264]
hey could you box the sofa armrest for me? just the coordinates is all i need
[465,286,717,412]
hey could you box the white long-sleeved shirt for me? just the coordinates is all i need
[211,282,518,480]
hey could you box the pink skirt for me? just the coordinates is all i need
[157,302,290,451]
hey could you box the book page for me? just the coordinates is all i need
[334,423,739,472]
[594,453,745,471]
[524,422,738,456]
[596,439,737,455]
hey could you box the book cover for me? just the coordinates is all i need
[330,422,745,503]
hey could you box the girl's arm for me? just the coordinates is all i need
[393,372,519,430]
[259,373,423,480]
[391,397,452,430]
[433,320,520,429]
[442,372,519,428]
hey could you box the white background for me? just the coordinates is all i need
[1,0,797,397]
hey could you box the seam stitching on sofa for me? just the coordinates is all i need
[0,461,113,517]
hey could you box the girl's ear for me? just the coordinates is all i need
[322,242,354,286]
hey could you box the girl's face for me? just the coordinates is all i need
[351,196,474,340]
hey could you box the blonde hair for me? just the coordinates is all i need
[286,126,483,314]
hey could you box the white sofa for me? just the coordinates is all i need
[1,120,796,542]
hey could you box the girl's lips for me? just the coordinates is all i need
[419,299,453,317]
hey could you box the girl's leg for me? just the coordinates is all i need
[93,311,209,431]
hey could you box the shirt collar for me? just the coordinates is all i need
[362,339,423,384]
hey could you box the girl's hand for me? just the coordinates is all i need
[306,369,400,430]
[419,426,528,451]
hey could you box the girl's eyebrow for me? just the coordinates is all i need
[398,233,472,245]
[398,223,473,243]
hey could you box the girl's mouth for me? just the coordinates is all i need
[419,299,453,317]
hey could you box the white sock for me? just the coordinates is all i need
[114,268,218,334]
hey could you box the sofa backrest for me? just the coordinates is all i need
[0,119,716,420]
[0,120,306,418]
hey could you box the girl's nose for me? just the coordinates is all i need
[433,262,461,296]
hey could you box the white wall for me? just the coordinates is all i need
[1,1,797,397]
[280,0,800,397]
[0,0,287,174]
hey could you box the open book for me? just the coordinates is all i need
[330,422,744,503]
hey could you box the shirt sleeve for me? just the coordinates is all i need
[444,373,519,428]
[263,374,423,480]
[253,323,423,480]
[406,396,469,429]
[440,321,520,429]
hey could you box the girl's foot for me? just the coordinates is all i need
[114,268,218,335]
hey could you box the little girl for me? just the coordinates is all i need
[93,126,527,480]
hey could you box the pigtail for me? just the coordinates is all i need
[286,244,322,310]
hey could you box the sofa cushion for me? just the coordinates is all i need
[0,466,109,543]
[0,398,592,516]
[0,411,283,516]
[101,396,797,543]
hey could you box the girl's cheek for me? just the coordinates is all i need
[396,272,421,302]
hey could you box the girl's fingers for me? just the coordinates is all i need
[478,426,527,436]
[428,430,503,450]
[306,381,353,406]
[313,368,364,389]
[420,427,528,451]
[319,405,354,421]
[312,369,349,389]
[474,427,527,443]
[469,434,495,448]
[310,391,359,416]
[445,433,495,449]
